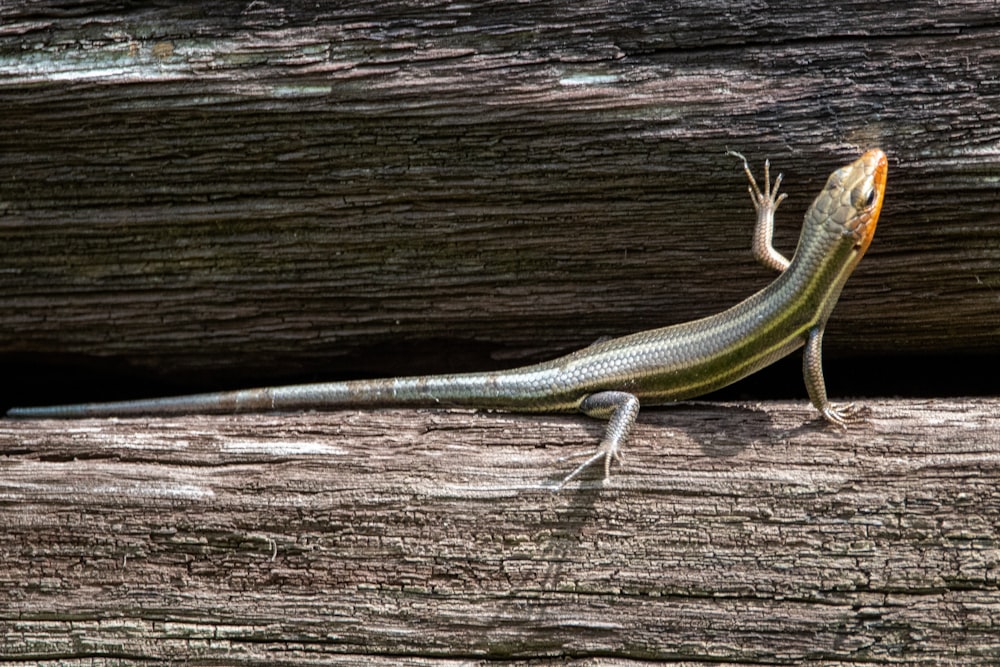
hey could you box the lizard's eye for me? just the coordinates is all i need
[852,185,876,210]
[864,188,876,207]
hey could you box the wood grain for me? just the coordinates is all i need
[2,399,999,663]
[1,1,999,395]
[2,3,999,663]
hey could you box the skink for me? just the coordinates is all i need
[7,149,889,487]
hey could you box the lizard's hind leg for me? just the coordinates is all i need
[556,391,640,490]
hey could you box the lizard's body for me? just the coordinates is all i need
[7,150,889,486]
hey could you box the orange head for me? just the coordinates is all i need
[838,148,887,257]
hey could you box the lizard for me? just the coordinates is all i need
[7,149,888,488]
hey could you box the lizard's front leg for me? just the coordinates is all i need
[727,150,791,273]
[803,326,866,426]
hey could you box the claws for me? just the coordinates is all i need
[727,149,788,213]
[727,149,792,273]
[554,439,623,491]
[821,403,869,428]
[555,390,638,491]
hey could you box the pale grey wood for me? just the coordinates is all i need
[1,398,999,664]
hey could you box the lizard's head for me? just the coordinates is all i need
[816,148,887,258]
[791,149,888,315]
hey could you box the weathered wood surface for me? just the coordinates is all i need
[2,399,999,664]
[2,3,1000,663]
[1,1,1000,399]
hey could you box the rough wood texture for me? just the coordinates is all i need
[2,399,999,664]
[1,1,999,398]
[3,3,1000,664]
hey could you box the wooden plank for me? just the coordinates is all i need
[1,1,999,395]
[2,398,999,664]
[2,3,998,661]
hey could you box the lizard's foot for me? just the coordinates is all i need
[555,390,639,491]
[555,439,623,491]
[821,402,869,428]
[727,150,791,273]
[726,149,788,213]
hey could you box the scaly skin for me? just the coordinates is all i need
[7,150,889,488]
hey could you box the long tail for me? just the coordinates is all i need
[6,366,576,419]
